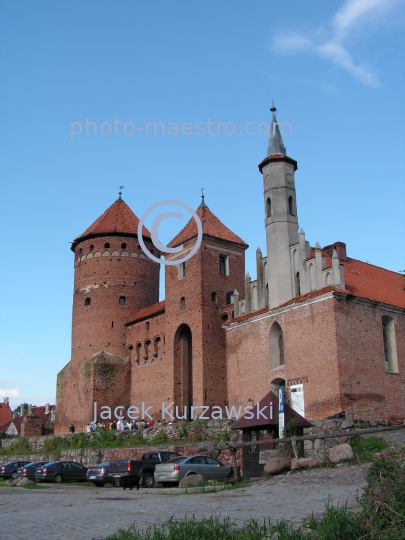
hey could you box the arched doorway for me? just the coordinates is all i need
[174,324,193,419]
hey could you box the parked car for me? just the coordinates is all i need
[154,455,232,486]
[0,461,32,480]
[109,450,180,488]
[86,461,115,487]
[16,461,50,481]
[34,461,88,483]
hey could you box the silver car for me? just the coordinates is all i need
[154,455,232,486]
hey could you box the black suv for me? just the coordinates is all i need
[1,461,32,480]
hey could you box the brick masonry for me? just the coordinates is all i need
[55,197,405,433]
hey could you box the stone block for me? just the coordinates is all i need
[179,474,204,488]
[338,436,349,444]
[291,458,321,471]
[329,443,353,463]
[304,440,313,450]
[263,457,290,475]
[314,439,325,450]
[341,419,354,429]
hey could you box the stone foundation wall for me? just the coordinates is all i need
[1,419,238,451]
[303,417,389,458]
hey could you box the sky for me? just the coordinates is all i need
[0,0,404,411]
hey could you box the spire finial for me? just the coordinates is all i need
[198,187,207,208]
[266,102,286,156]
[118,186,124,200]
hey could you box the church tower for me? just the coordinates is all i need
[259,105,299,308]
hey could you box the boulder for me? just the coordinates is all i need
[263,457,290,475]
[18,478,34,487]
[329,443,353,463]
[179,474,204,488]
[196,445,208,452]
[291,458,321,471]
[338,436,349,444]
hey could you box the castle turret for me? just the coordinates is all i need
[259,105,299,308]
[55,194,160,433]
[70,195,160,364]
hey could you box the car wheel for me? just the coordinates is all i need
[94,482,105,487]
[53,474,63,483]
[11,472,17,480]
[142,473,154,488]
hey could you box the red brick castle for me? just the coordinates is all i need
[55,107,405,433]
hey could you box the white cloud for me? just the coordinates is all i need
[0,385,20,398]
[272,32,313,53]
[271,0,402,87]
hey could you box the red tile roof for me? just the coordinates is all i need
[127,300,166,325]
[72,198,151,250]
[0,405,54,435]
[168,204,248,248]
[227,255,404,325]
[343,257,405,309]
[231,391,312,429]
[0,402,13,427]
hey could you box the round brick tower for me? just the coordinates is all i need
[70,195,160,365]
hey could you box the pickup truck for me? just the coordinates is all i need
[108,451,179,488]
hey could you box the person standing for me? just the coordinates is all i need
[69,424,75,433]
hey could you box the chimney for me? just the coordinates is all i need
[51,408,55,422]
[3,397,9,407]
[28,404,32,415]
[323,242,347,262]
[45,403,50,414]
[20,403,24,416]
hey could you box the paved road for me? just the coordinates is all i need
[0,465,367,540]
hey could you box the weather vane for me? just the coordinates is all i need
[118,186,125,199]
[201,187,205,204]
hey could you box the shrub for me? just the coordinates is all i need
[149,431,167,445]
[3,437,32,455]
[349,435,387,463]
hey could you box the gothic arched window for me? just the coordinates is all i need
[288,196,294,216]
[266,198,272,218]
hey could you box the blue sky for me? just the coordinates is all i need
[0,0,404,410]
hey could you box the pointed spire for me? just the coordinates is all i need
[198,187,207,208]
[267,103,286,156]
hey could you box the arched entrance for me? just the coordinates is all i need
[174,324,193,419]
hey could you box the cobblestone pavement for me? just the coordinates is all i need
[0,465,367,540]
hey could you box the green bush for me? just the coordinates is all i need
[3,437,32,455]
[349,435,387,463]
[149,431,167,445]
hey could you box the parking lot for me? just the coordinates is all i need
[0,464,367,540]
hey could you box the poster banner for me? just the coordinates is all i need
[278,386,285,438]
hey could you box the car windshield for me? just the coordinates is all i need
[164,457,187,464]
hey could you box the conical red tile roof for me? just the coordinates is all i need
[168,203,248,248]
[72,198,151,250]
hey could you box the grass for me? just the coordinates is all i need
[349,435,387,463]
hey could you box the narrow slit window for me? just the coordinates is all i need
[119,296,126,305]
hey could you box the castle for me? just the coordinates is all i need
[55,107,405,433]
